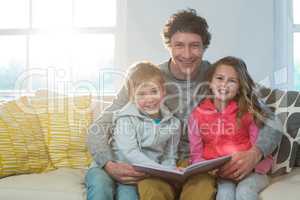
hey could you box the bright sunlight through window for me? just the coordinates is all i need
[0,0,121,98]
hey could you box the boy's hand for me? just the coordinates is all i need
[176,167,185,172]
[104,161,146,184]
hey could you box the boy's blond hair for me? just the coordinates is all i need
[126,61,165,101]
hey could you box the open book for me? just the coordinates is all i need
[132,155,231,183]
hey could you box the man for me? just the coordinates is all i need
[85,9,282,200]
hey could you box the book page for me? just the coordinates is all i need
[132,155,231,183]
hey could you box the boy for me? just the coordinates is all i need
[111,61,181,200]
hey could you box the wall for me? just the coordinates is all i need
[125,0,274,84]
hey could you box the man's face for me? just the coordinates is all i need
[169,32,204,79]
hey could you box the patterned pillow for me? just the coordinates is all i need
[296,145,300,167]
[0,100,50,178]
[26,96,93,169]
[294,95,300,167]
[260,87,300,174]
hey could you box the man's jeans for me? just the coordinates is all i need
[85,167,115,200]
[85,167,138,200]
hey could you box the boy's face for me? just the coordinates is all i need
[169,32,204,79]
[134,81,165,116]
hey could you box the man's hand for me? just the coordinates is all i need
[217,146,262,181]
[104,161,146,184]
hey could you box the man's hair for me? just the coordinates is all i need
[126,61,165,101]
[162,8,211,49]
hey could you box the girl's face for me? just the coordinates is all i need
[210,64,240,104]
[134,81,165,117]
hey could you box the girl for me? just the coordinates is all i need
[188,56,273,200]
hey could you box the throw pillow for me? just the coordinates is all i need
[262,89,300,174]
[26,96,93,169]
[0,100,49,178]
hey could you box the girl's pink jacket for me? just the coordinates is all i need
[188,98,273,174]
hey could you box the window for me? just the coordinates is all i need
[273,0,300,90]
[292,0,300,90]
[0,0,126,99]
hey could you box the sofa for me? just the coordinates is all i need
[0,89,299,200]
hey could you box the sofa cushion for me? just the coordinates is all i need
[259,167,300,200]
[0,168,86,200]
[0,100,49,178]
[26,96,93,169]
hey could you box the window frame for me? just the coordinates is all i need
[285,0,299,90]
[0,0,127,98]
[271,0,300,90]
[291,0,300,90]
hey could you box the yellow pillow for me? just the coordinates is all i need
[28,96,93,169]
[0,100,50,178]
